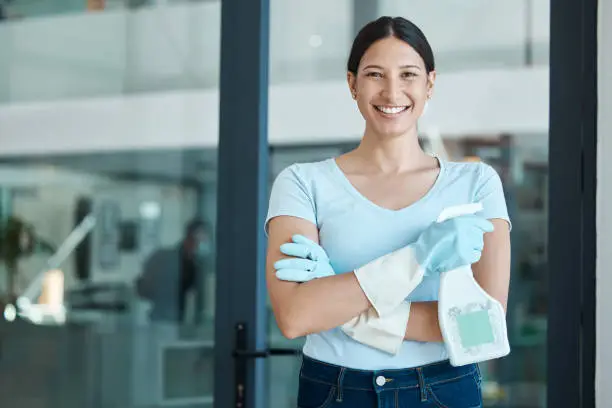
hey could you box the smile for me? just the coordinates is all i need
[374,105,410,115]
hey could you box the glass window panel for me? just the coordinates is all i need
[266,2,549,407]
[0,1,220,406]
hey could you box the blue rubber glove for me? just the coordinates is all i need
[413,214,494,275]
[274,235,335,282]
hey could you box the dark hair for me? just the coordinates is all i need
[185,219,210,237]
[347,16,435,75]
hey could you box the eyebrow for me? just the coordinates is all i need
[362,64,422,71]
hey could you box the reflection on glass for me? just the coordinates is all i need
[0,149,218,407]
[0,0,548,107]
[0,0,215,21]
[0,1,222,104]
[379,0,550,69]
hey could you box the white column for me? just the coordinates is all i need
[597,1,612,405]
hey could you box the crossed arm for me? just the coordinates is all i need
[266,215,511,342]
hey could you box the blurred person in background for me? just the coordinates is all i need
[134,219,211,406]
[266,16,511,407]
[136,219,212,325]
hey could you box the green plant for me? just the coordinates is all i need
[0,216,35,302]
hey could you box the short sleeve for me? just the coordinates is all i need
[474,163,512,230]
[264,164,317,236]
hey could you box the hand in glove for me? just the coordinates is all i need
[274,235,335,282]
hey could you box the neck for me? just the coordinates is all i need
[353,125,432,174]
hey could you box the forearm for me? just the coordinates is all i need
[273,245,424,339]
[273,272,371,339]
[340,300,441,354]
[404,301,443,343]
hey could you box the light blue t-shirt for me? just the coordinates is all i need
[265,156,510,370]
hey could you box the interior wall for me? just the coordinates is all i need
[597,0,611,405]
[0,67,549,157]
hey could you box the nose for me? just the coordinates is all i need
[381,76,404,102]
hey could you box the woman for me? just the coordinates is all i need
[265,16,511,408]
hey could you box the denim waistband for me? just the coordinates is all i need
[300,355,480,392]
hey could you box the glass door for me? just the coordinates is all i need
[0,0,221,405]
[263,1,552,407]
[0,149,219,408]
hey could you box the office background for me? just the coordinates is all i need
[0,0,600,407]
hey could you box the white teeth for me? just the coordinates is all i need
[376,106,408,114]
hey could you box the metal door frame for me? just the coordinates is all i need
[213,0,600,407]
[214,0,270,407]
[547,0,597,407]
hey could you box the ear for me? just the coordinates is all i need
[347,72,357,99]
[426,70,437,99]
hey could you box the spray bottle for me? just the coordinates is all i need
[437,203,511,367]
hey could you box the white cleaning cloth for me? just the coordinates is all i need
[353,244,426,317]
[341,301,412,355]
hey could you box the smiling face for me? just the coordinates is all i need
[348,36,436,139]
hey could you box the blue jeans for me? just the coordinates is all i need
[297,355,483,408]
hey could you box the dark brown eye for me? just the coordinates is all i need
[402,72,418,79]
